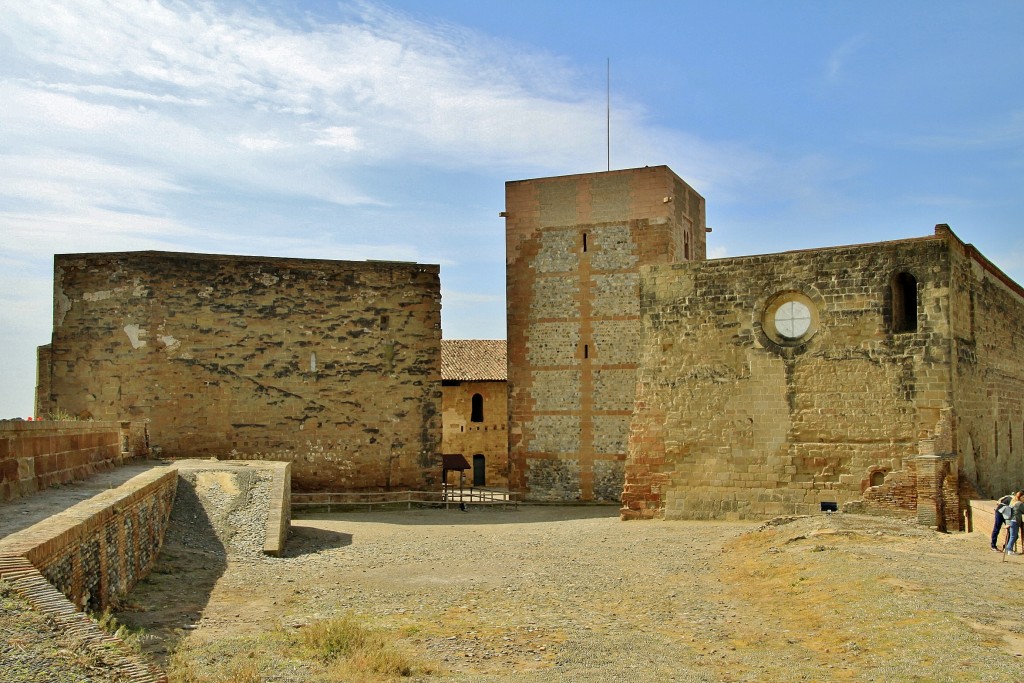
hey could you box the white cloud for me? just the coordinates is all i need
[826,34,868,81]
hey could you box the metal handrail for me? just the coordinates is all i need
[291,487,518,512]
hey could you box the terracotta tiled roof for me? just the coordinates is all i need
[441,339,506,381]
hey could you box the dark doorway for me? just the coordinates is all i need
[891,271,918,333]
[473,454,486,486]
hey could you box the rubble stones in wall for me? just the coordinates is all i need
[526,416,580,454]
[525,459,582,501]
[592,415,631,455]
[526,323,580,366]
[532,277,580,319]
[593,369,637,411]
[592,459,625,502]
[536,230,580,274]
[591,273,640,318]
[591,320,640,364]
[529,370,581,412]
[589,225,639,271]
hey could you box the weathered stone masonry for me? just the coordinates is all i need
[506,166,706,501]
[37,251,442,492]
[622,225,1024,524]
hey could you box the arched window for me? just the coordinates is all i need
[870,471,885,487]
[891,271,918,333]
[470,393,483,423]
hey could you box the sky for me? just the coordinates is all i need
[1,1,1022,418]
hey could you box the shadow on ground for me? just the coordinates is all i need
[283,525,352,557]
[113,478,226,664]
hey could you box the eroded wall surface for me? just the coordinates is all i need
[506,166,706,502]
[41,251,442,492]
[623,235,958,520]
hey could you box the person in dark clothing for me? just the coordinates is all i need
[993,493,1015,551]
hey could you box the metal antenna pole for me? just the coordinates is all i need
[606,58,611,171]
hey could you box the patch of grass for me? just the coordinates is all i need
[296,614,418,678]
[164,616,429,683]
[93,608,148,650]
[168,649,264,683]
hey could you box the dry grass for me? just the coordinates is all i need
[165,613,427,683]
[295,615,421,681]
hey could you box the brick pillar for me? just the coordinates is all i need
[914,439,959,531]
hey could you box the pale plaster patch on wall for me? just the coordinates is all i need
[255,272,280,287]
[158,335,179,350]
[196,286,215,299]
[54,267,72,327]
[123,324,147,349]
[83,290,115,302]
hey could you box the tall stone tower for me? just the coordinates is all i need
[505,166,706,501]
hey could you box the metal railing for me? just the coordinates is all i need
[291,487,518,512]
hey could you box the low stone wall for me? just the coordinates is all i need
[0,420,148,503]
[264,461,291,556]
[0,466,177,611]
[0,466,176,683]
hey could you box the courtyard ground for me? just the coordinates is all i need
[115,503,1023,683]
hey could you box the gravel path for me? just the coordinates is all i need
[116,504,1024,682]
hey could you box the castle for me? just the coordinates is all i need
[34,165,1024,525]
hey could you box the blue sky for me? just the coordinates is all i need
[1,1,1022,417]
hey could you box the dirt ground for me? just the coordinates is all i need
[112,503,1024,682]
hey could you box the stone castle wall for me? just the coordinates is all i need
[0,420,147,503]
[506,166,706,502]
[441,380,508,487]
[623,234,962,520]
[39,251,442,492]
[946,227,1024,498]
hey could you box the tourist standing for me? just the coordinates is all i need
[992,492,1015,550]
[1005,492,1024,556]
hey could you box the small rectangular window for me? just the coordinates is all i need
[380,315,389,331]
[582,233,588,252]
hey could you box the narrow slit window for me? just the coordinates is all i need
[471,393,484,423]
[584,344,589,359]
[582,232,588,252]
[380,314,389,331]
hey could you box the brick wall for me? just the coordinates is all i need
[0,420,146,503]
[441,380,508,487]
[506,166,705,502]
[623,234,959,520]
[38,251,442,492]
